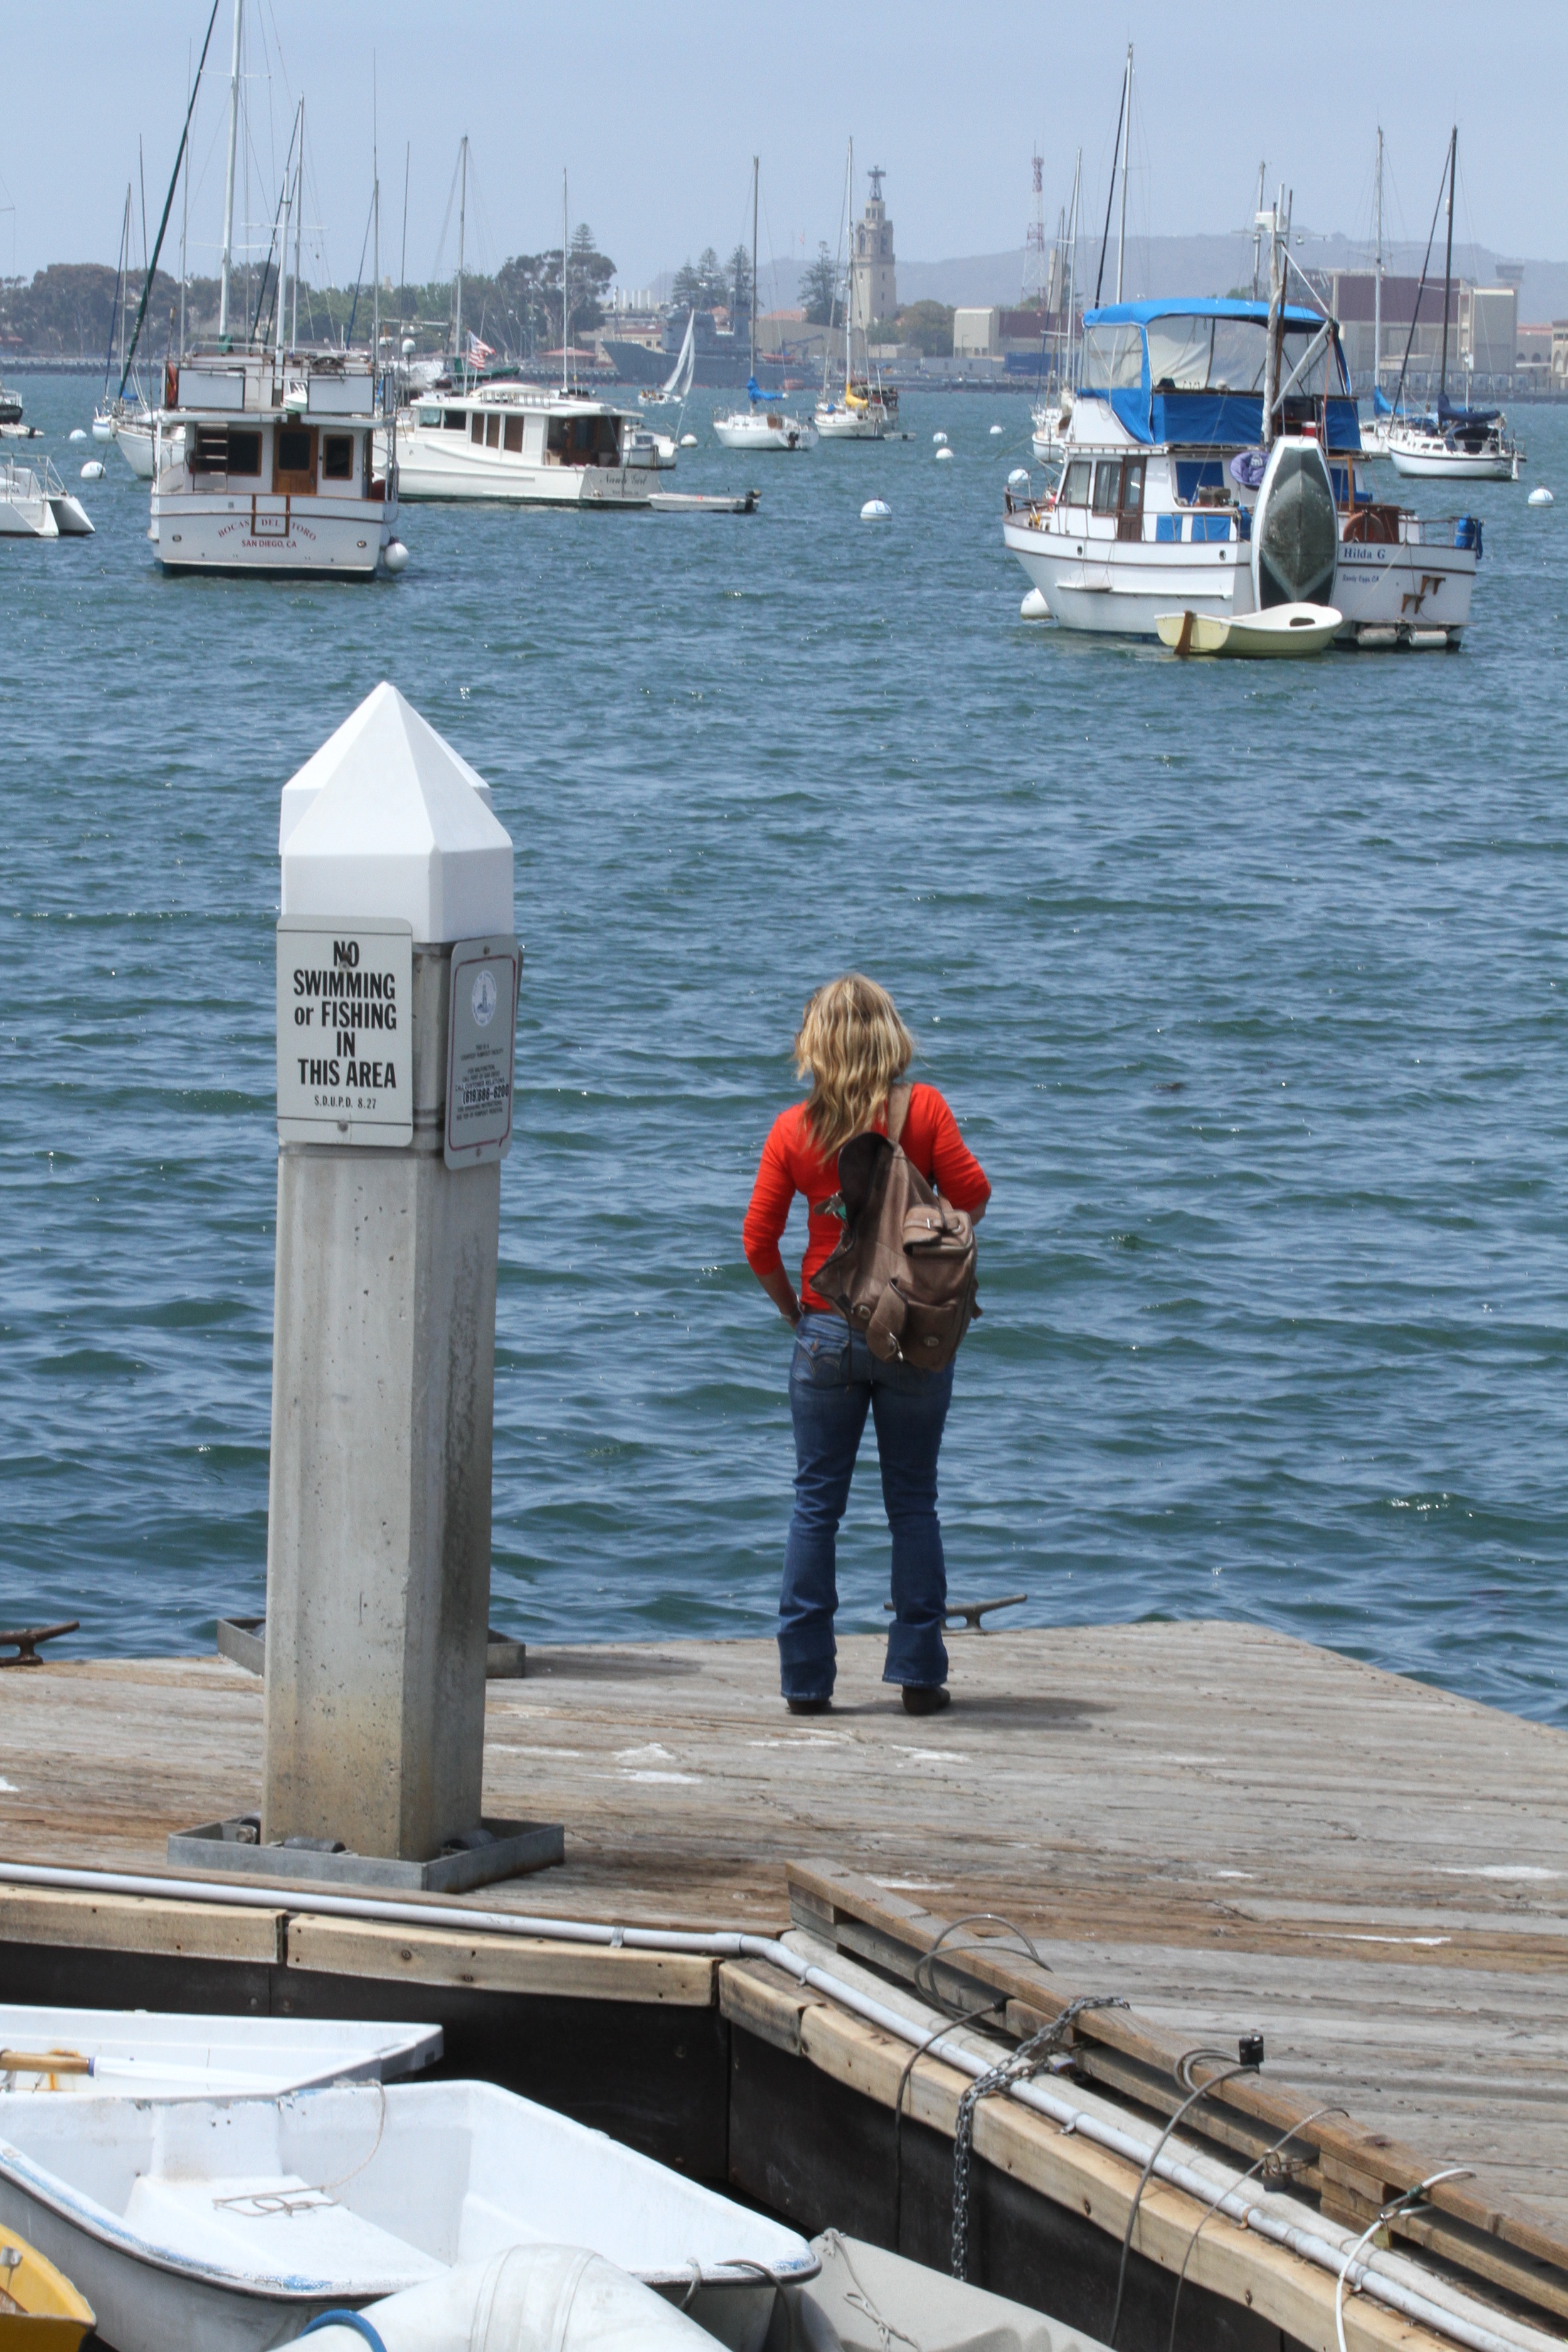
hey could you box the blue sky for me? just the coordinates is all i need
[6,2,1560,290]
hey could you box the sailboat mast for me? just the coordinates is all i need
[179,46,191,363]
[1262,185,1285,448]
[1115,44,1131,303]
[290,100,302,353]
[561,169,569,393]
[455,135,467,380]
[750,156,759,381]
[1439,124,1456,400]
[217,0,242,339]
[844,139,854,392]
[371,66,379,375]
[1251,160,1266,300]
[1064,149,1081,388]
[1372,128,1383,400]
[277,155,290,364]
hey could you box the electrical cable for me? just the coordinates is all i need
[1108,2055,1260,2348]
[1166,2105,1348,2352]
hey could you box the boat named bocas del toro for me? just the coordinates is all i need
[1003,298,1482,648]
[150,350,405,578]
[393,382,662,505]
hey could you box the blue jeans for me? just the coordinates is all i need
[778,1310,954,1700]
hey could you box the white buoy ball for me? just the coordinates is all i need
[1020,588,1051,620]
[935,446,954,464]
[1528,485,1554,506]
[79,460,105,480]
[933,430,948,445]
[680,432,698,448]
[1007,467,1030,490]
[383,538,410,575]
[860,499,892,520]
[989,423,1004,435]
[90,416,114,441]
[69,427,87,442]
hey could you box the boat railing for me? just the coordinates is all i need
[1401,514,1483,552]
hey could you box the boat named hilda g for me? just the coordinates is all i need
[150,351,405,578]
[1003,299,1482,649]
[394,383,663,505]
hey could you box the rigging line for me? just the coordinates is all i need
[1389,139,1451,418]
[1093,56,1128,309]
[1165,2106,1349,2352]
[116,0,223,398]
[248,107,302,347]
[398,143,410,339]
[430,142,463,288]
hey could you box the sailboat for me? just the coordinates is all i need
[640,307,695,406]
[1387,129,1520,481]
[816,142,896,440]
[1029,151,1081,462]
[713,159,815,452]
[92,186,159,474]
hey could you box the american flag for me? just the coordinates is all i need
[467,332,495,364]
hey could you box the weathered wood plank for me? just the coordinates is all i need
[285,1917,715,2005]
[0,1884,283,1965]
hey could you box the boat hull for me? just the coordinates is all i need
[1387,443,1515,480]
[393,435,657,506]
[0,2079,815,2352]
[149,489,399,575]
[1002,517,1249,637]
[815,407,884,440]
[712,415,814,452]
[1332,527,1476,641]
[1157,601,1342,657]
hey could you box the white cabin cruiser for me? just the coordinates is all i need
[1003,299,1481,649]
[395,383,661,505]
[151,351,404,578]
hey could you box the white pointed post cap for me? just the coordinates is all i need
[279,682,512,943]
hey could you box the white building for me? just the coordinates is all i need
[852,167,898,332]
[953,307,1000,358]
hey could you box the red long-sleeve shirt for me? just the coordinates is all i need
[743,1084,991,1313]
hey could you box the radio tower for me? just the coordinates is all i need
[1023,148,1047,305]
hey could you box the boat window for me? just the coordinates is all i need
[193,425,229,472]
[1279,325,1334,398]
[442,408,466,430]
[1121,460,1144,514]
[226,429,262,476]
[1092,460,1122,512]
[1175,460,1226,504]
[1145,317,1214,390]
[1059,459,1092,506]
[484,413,499,448]
[504,415,524,453]
[471,413,485,444]
[418,405,441,426]
[322,434,354,480]
[1079,324,1143,391]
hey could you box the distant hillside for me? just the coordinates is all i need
[897,239,1568,323]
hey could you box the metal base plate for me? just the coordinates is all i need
[215,1617,525,1680]
[167,1814,564,1893]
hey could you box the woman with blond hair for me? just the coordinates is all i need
[743,975,990,1717]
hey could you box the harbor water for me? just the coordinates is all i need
[4,375,1566,1724]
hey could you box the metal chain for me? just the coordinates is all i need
[951,1994,1127,2280]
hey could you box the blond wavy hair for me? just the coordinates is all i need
[795,974,916,1155]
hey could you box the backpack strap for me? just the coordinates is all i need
[887,1081,913,1147]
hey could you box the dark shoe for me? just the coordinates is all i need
[787,1695,834,1716]
[901,1685,951,1716]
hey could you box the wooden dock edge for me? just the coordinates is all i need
[719,1954,1434,2352]
[783,1861,1568,2334]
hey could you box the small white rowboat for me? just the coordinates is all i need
[0,2078,815,2352]
[0,2005,440,2100]
[1155,602,1342,659]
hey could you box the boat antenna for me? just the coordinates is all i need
[1115,43,1131,303]
[1093,52,1128,307]
[218,0,242,341]
[117,0,223,398]
[1389,140,1451,419]
[1438,124,1456,406]
[456,135,468,384]
[1251,161,1266,300]
[1372,129,1383,402]
[561,168,569,391]
[751,154,759,394]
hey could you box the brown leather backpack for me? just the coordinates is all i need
[812,1086,981,1372]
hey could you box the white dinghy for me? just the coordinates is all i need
[0,2005,441,2100]
[1156,602,1342,658]
[0,2077,816,2352]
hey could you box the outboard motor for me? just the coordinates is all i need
[1251,438,1337,611]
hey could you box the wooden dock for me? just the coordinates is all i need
[3,1618,1565,2352]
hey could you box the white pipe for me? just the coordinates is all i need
[0,1863,1549,2352]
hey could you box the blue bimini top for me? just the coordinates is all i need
[1077,300,1360,453]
